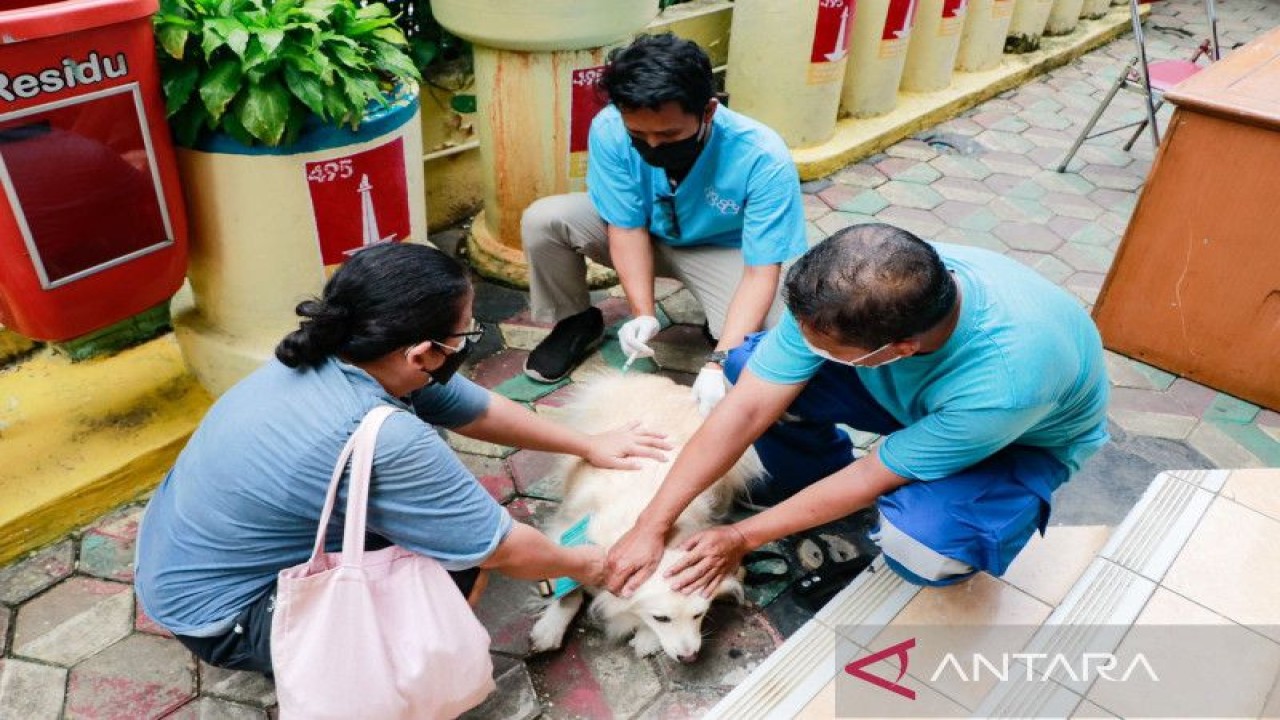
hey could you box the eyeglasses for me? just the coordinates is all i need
[405,321,486,357]
[655,195,681,240]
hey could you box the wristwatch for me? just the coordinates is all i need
[706,350,729,366]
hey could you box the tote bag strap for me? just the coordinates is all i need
[306,405,402,570]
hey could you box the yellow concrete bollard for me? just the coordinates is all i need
[1045,0,1086,34]
[727,0,854,148]
[1080,0,1111,19]
[901,0,969,92]
[1006,0,1055,52]
[840,0,920,118]
[956,0,1015,72]
[431,0,658,286]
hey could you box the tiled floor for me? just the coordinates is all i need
[2,0,1279,717]
[729,469,1280,719]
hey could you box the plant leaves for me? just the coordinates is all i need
[370,25,406,47]
[354,3,390,20]
[256,27,286,56]
[368,40,420,82]
[283,63,326,118]
[198,59,242,122]
[297,0,340,22]
[155,23,190,60]
[238,78,292,145]
[220,101,257,145]
[328,41,367,71]
[163,61,201,117]
[170,101,210,148]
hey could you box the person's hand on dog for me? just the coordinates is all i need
[572,545,609,587]
[619,315,661,359]
[585,421,672,470]
[668,525,750,597]
[605,525,667,596]
[691,365,727,416]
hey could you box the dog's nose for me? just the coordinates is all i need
[677,652,699,664]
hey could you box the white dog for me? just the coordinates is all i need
[529,372,764,663]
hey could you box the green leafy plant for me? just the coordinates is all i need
[154,0,422,147]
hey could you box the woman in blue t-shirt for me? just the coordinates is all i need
[135,242,670,676]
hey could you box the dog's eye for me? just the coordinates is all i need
[652,615,671,623]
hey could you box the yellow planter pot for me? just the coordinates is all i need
[956,0,1016,72]
[1006,0,1055,52]
[1080,0,1111,19]
[840,0,918,118]
[901,0,969,92]
[727,0,852,148]
[434,1,657,286]
[430,0,655,52]
[1045,0,1086,34]
[173,90,427,396]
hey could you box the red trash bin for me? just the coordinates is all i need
[0,0,188,341]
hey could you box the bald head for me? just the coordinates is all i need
[783,224,957,348]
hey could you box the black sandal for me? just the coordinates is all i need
[741,549,793,586]
[790,532,877,611]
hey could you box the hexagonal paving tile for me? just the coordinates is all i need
[831,164,887,188]
[877,180,944,210]
[974,129,1036,155]
[0,539,75,606]
[935,228,1010,254]
[199,661,277,708]
[928,154,992,180]
[0,658,67,720]
[508,449,567,500]
[134,601,172,638]
[814,210,876,236]
[1007,251,1074,285]
[526,627,666,720]
[78,504,143,583]
[874,157,941,184]
[461,655,539,720]
[836,189,892,216]
[64,633,196,719]
[875,207,945,239]
[636,686,728,719]
[1033,170,1096,195]
[991,196,1054,224]
[802,193,829,221]
[932,201,999,231]
[458,453,516,504]
[13,577,134,666]
[1082,163,1146,191]
[469,349,531,390]
[978,151,1041,178]
[1041,191,1104,220]
[984,173,1045,200]
[165,697,268,719]
[884,139,938,161]
[1054,241,1115,273]
[930,177,995,205]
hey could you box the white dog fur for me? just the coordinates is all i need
[529,372,765,663]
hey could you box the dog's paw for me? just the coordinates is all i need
[529,614,568,654]
[629,629,662,657]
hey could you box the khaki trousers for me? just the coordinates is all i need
[522,192,785,337]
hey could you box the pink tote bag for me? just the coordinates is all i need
[272,406,495,719]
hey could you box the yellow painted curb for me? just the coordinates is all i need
[0,328,37,365]
[0,334,212,565]
[792,5,1144,180]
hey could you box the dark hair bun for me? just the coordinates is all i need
[275,300,354,368]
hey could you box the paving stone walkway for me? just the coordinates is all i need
[2,1,1278,717]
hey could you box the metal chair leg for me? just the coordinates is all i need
[1057,59,1136,172]
[1123,97,1165,151]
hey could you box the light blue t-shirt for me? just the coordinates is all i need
[747,243,1109,480]
[586,104,807,266]
[135,357,512,636]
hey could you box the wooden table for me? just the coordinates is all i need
[1092,25,1280,411]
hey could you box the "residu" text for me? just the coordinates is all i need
[0,52,130,103]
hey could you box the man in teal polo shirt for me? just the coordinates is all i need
[521,33,806,414]
[605,223,1110,597]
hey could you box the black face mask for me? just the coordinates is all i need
[427,339,473,386]
[630,121,705,177]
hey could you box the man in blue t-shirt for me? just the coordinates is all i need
[605,223,1110,597]
[522,34,806,414]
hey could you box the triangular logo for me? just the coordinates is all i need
[844,637,917,700]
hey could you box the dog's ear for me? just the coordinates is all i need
[714,575,745,605]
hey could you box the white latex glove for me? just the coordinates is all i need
[691,366,727,416]
[618,315,660,359]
